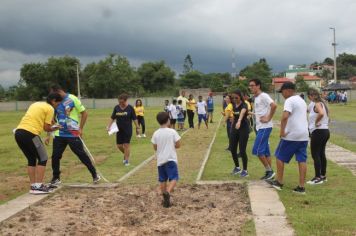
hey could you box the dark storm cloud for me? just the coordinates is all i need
[1,0,356,86]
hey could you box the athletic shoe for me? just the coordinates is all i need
[49,178,61,188]
[29,184,52,195]
[307,177,324,185]
[260,171,269,180]
[124,160,130,166]
[240,170,249,177]
[142,134,146,138]
[122,159,126,164]
[137,134,141,138]
[265,171,275,180]
[266,179,283,191]
[162,191,171,208]
[321,176,328,182]
[231,167,241,175]
[293,186,306,194]
[93,174,101,184]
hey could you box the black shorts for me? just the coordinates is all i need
[170,119,177,125]
[116,128,132,144]
[15,129,48,166]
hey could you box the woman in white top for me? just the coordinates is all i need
[307,88,330,185]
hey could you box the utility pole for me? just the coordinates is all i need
[231,48,237,80]
[329,27,337,83]
[76,63,81,99]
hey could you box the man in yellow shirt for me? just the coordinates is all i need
[14,93,63,194]
[186,94,196,128]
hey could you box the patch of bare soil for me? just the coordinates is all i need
[0,184,252,236]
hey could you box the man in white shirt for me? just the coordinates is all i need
[151,112,181,208]
[249,79,277,180]
[168,99,178,129]
[196,95,208,129]
[268,82,309,194]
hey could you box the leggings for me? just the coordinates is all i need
[226,120,232,148]
[187,109,195,128]
[310,129,330,177]
[230,124,250,170]
[137,116,146,134]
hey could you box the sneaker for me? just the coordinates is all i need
[137,134,141,138]
[265,171,275,180]
[231,167,241,175]
[266,179,283,191]
[142,134,146,138]
[124,160,130,166]
[321,176,328,182]
[260,171,269,180]
[240,170,249,177]
[293,186,306,194]
[307,177,324,185]
[162,191,171,208]
[93,174,101,184]
[29,184,52,195]
[49,178,61,188]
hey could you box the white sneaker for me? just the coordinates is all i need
[142,134,146,138]
[137,134,141,138]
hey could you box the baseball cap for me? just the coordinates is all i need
[278,82,295,93]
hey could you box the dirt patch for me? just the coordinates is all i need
[0,183,252,236]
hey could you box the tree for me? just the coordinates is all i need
[323,57,334,65]
[179,70,202,88]
[227,79,248,94]
[137,61,175,93]
[239,58,273,91]
[183,54,193,74]
[295,75,309,92]
[209,76,224,92]
[336,53,356,80]
[0,85,5,100]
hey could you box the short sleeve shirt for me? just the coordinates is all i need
[177,96,189,110]
[151,128,181,166]
[254,92,274,131]
[232,102,249,128]
[111,104,137,133]
[197,101,207,114]
[134,106,144,117]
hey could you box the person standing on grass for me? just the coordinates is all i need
[187,94,196,128]
[48,85,100,186]
[164,100,170,112]
[249,79,277,180]
[196,95,208,129]
[168,99,178,130]
[229,90,250,177]
[134,99,146,138]
[177,90,189,124]
[176,100,185,131]
[107,93,140,166]
[206,92,214,123]
[14,93,62,194]
[151,112,181,208]
[306,88,330,185]
[222,94,233,151]
[268,82,309,194]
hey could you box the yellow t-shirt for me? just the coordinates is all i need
[187,99,196,110]
[245,100,252,112]
[134,106,144,116]
[224,103,233,118]
[17,102,54,135]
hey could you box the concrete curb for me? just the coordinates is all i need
[326,143,356,176]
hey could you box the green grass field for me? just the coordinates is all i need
[1,102,356,236]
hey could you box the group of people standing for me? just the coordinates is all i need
[223,79,330,194]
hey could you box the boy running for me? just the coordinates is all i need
[196,95,208,129]
[151,112,181,208]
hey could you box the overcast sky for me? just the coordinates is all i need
[1,0,356,87]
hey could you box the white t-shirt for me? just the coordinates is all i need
[254,92,274,131]
[177,96,188,110]
[151,128,181,166]
[308,102,329,133]
[283,95,309,141]
[168,104,178,119]
[197,101,207,114]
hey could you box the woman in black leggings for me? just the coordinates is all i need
[230,90,250,177]
[307,88,330,185]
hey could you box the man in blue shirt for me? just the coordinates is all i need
[206,92,214,123]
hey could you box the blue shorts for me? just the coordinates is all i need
[252,128,272,157]
[207,108,214,113]
[275,140,308,163]
[198,114,207,123]
[158,161,179,182]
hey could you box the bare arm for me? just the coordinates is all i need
[280,111,290,137]
[153,144,157,151]
[260,102,277,123]
[78,110,88,137]
[235,108,247,129]
[314,102,324,126]
[175,140,181,149]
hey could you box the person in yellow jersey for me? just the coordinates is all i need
[14,93,63,194]
[134,99,146,138]
[186,94,196,128]
[222,94,233,151]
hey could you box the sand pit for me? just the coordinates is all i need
[0,184,252,236]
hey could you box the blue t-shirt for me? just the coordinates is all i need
[207,96,214,110]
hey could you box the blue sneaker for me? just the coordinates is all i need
[240,170,249,177]
[231,167,241,175]
[124,160,130,166]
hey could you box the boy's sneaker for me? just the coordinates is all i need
[240,170,249,177]
[137,134,141,138]
[49,178,61,188]
[124,160,130,166]
[93,174,101,184]
[307,177,323,185]
[321,176,327,182]
[231,167,241,175]
[142,134,146,138]
[162,191,171,208]
[293,186,306,194]
[266,179,283,191]
[265,171,275,180]
[29,184,51,195]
